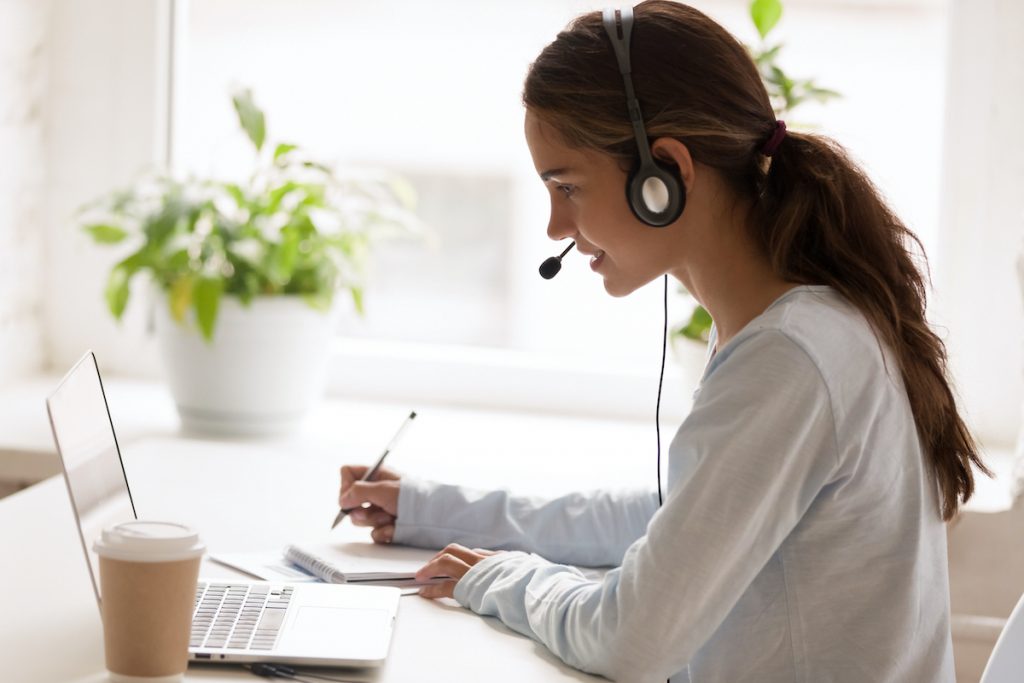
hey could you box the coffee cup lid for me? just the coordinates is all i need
[93,521,206,563]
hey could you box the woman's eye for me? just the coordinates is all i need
[556,184,576,198]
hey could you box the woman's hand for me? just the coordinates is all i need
[338,465,401,544]
[415,543,502,599]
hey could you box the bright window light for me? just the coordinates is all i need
[174,0,949,415]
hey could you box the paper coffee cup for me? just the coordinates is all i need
[93,521,205,683]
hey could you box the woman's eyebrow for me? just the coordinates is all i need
[539,167,573,181]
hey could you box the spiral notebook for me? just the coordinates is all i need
[285,546,429,584]
[211,543,447,586]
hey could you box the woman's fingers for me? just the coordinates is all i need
[415,544,504,600]
[339,480,400,516]
[426,543,478,564]
[339,465,370,492]
[370,524,395,545]
[338,465,402,517]
[418,580,457,600]
[340,464,400,489]
[348,505,395,527]
[415,551,471,585]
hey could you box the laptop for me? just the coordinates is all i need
[46,351,401,668]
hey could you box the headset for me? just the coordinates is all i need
[540,5,687,277]
[603,7,676,512]
[540,7,677,510]
[602,6,686,227]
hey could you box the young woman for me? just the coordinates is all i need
[338,2,986,680]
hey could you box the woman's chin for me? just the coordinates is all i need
[602,271,664,298]
[602,276,640,298]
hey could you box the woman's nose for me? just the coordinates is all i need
[546,207,575,241]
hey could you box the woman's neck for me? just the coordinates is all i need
[671,208,797,351]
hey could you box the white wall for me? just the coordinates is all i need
[41,0,171,379]
[0,0,50,384]
[934,0,1024,449]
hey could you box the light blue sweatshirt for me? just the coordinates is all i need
[394,285,955,682]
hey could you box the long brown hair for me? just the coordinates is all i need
[523,0,988,520]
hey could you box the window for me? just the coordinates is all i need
[173,0,951,416]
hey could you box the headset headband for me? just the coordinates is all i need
[601,5,686,227]
[602,7,655,170]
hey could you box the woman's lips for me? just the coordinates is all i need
[589,250,605,271]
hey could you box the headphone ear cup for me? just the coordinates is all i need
[626,159,686,227]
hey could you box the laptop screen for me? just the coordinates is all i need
[46,351,137,605]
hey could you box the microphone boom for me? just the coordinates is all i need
[538,241,576,279]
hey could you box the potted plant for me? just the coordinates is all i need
[80,89,421,436]
[674,0,839,348]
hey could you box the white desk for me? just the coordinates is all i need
[1,393,663,682]
[4,378,1017,682]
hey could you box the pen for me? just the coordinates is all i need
[332,410,417,530]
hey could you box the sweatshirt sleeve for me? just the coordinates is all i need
[452,330,840,682]
[393,479,659,567]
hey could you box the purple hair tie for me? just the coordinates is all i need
[760,120,787,157]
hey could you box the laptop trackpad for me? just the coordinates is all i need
[278,606,391,656]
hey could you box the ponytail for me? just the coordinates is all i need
[754,132,988,520]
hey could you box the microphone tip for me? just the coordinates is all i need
[539,257,562,280]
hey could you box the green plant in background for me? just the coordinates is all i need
[80,89,421,342]
[749,0,840,117]
[673,0,840,344]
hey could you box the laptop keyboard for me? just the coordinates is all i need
[191,582,294,651]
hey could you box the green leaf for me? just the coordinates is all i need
[753,43,782,66]
[265,181,300,215]
[84,224,129,244]
[750,0,783,40]
[292,213,316,239]
[350,287,365,316]
[273,143,297,162]
[101,247,157,320]
[192,277,224,342]
[301,160,332,174]
[677,305,713,342]
[165,249,191,273]
[806,85,842,102]
[268,230,300,284]
[117,248,154,274]
[104,266,131,320]
[238,272,261,305]
[302,289,334,312]
[168,276,193,323]
[306,184,327,207]
[231,88,266,152]
[224,183,247,207]
[108,188,135,215]
[769,65,792,89]
[144,205,180,246]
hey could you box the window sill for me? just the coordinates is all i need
[323,336,700,423]
[3,367,1017,514]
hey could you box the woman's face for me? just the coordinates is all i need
[525,109,677,297]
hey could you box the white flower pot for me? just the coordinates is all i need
[155,296,340,437]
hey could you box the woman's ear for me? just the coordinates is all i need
[651,137,695,193]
